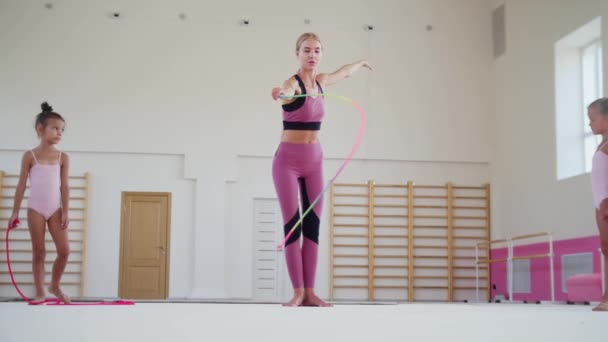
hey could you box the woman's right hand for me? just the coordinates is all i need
[272,87,285,101]
[8,213,20,230]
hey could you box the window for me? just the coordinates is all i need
[561,252,594,292]
[511,259,531,294]
[555,17,603,180]
[583,40,604,173]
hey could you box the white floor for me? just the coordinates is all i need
[0,302,605,342]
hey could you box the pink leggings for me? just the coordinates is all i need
[272,142,323,289]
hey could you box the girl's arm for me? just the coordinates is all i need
[9,152,32,227]
[60,153,70,229]
[318,60,373,87]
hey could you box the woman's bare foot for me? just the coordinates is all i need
[592,302,608,311]
[48,286,71,304]
[303,290,332,307]
[283,289,305,307]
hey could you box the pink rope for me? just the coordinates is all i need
[6,219,134,306]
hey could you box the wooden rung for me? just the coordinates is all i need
[414,276,448,280]
[375,285,407,289]
[334,234,368,238]
[334,224,368,228]
[453,266,480,270]
[374,184,407,189]
[0,282,81,286]
[374,275,407,279]
[334,275,368,279]
[0,249,82,254]
[375,235,406,239]
[374,225,406,229]
[374,265,408,269]
[2,239,82,243]
[0,271,80,275]
[374,214,407,218]
[415,245,448,249]
[454,226,486,230]
[334,194,368,198]
[334,254,368,258]
[453,236,485,240]
[453,256,476,260]
[335,204,368,208]
[373,255,407,259]
[477,258,508,264]
[333,285,369,289]
[453,246,476,250]
[413,255,446,259]
[333,265,369,268]
[374,245,407,249]
[413,195,447,199]
[512,254,550,261]
[453,286,480,290]
[453,206,486,210]
[453,186,485,190]
[414,205,447,209]
[414,235,447,240]
[454,276,488,280]
[414,286,448,289]
[4,260,81,264]
[511,232,550,241]
[414,225,447,229]
[453,196,486,200]
[334,183,368,187]
[414,215,447,219]
[373,194,406,198]
[373,204,406,209]
[413,265,448,269]
[414,185,445,189]
[334,244,369,248]
[334,214,369,218]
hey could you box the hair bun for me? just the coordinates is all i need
[41,102,53,113]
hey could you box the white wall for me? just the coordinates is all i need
[0,0,493,299]
[491,0,605,241]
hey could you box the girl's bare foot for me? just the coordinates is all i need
[592,302,608,311]
[303,290,332,307]
[283,289,305,307]
[48,286,71,304]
